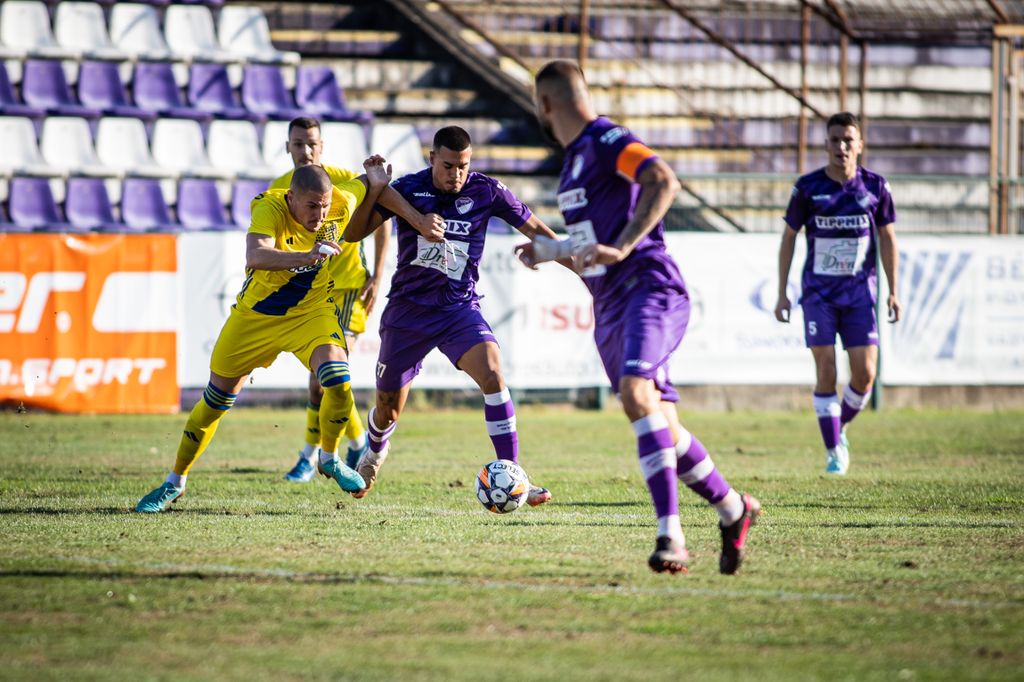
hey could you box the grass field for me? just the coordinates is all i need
[1,405,1022,681]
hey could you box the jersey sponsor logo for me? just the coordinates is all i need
[288,261,324,275]
[600,127,627,145]
[812,194,831,201]
[625,358,654,371]
[813,214,870,230]
[455,197,474,215]
[410,236,470,279]
[557,188,588,212]
[413,191,435,198]
[444,219,472,236]
[564,220,606,278]
[813,236,869,276]
[571,154,584,179]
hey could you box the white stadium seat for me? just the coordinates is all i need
[54,2,128,61]
[109,3,173,61]
[207,119,275,179]
[218,6,300,65]
[370,123,427,179]
[261,119,292,175]
[0,0,80,59]
[40,116,117,177]
[164,5,238,63]
[319,122,369,174]
[95,117,175,178]
[151,118,228,179]
[0,116,61,177]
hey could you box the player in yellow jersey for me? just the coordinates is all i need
[135,163,392,512]
[270,117,392,482]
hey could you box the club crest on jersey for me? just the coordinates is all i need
[857,193,872,209]
[571,154,584,179]
[455,197,474,215]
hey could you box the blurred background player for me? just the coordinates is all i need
[135,163,391,512]
[517,60,760,575]
[343,126,558,506]
[269,117,444,482]
[774,112,901,476]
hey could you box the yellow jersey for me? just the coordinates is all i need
[237,185,366,317]
[268,164,369,292]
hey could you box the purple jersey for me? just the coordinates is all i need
[557,117,686,314]
[378,168,531,309]
[784,166,896,307]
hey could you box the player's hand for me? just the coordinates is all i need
[514,242,539,269]
[887,294,901,323]
[363,155,392,189]
[774,296,791,323]
[309,240,340,265]
[416,213,446,242]
[573,243,624,271]
[360,276,380,315]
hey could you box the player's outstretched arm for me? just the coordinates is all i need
[344,155,392,243]
[376,185,446,243]
[877,222,901,322]
[245,233,336,271]
[609,158,680,259]
[513,214,575,271]
[774,225,798,323]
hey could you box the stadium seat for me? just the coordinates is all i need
[0,62,46,119]
[21,59,103,119]
[121,176,180,231]
[319,122,369,173]
[241,64,305,120]
[217,6,300,65]
[96,117,175,178]
[8,176,80,231]
[261,119,291,174]
[164,5,238,63]
[78,61,157,122]
[188,62,263,122]
[295,65,371,123]
[0,116,57,176]
[54,2,129,61]
[0,0,80,59]
[151,118,228,178]
[40,116,116,177]
[206,119,275,178]
[109,4,173,61]
[132,61,211,122]
[177,177,235,230]
[64,176,123,231]
[370,122,427,179]
[0,199,34,232]
[230,177,268,228]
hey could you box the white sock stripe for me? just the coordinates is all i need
[367,408,397,437]
[483,388,512,406]
[812,394,841,418]
[485,416,517,436]
[639,448,677,480]
[657,514,684,543]
[632,412,670,437]
[674,426,693,455]
[843,386,871,409]
[679,456,715,485]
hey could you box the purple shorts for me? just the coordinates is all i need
[801,299,878,348]
[594,286,689,403]
[376,298,496,391]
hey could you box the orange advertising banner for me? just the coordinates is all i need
[0,233,179,413]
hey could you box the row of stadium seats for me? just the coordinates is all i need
[0,58,367,123]
[1,1,294,65]
[0,115,427,186]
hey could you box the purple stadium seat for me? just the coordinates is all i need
[177,0,224,6]
[294,65,371,123]
[132,61,212,122]
[0,61,46,120]
[177,177,235,230]
[121,177,179,231]
[21,59,102,119]
[0,199,34,232]
[188,63,263,122]
[9,176,81,232]
[77,61,157,122]
[230,178,268,228]
[240,64,305,121]
[64,176,123,231]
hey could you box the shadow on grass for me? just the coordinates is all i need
[0,507,300,517]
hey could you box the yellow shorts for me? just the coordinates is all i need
[210,305,348,378]
[334,288,367,336]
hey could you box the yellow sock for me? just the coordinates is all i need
[173,384,236,476]
[317,361,353,456]
[304,402,321,447]
[344,400,363,443]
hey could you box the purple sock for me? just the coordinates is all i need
[840,385,871,427]
[813,392,841,449]
[367,407,397,454]
[633,413,679,523]
[483,388,518,463]
[674,428,733,504]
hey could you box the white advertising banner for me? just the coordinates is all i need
[178,232,1024,389]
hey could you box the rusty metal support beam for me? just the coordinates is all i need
[859,40,868,165]
[988,0,1010,24]
[839,33,849,111]
[428,0,532,74]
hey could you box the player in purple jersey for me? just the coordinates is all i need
[341,126,562,506]
[516,60,760,575]
[775,112,901,475]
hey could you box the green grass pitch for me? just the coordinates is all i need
[1,406,1022,681]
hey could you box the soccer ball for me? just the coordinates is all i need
[475,460,530,514]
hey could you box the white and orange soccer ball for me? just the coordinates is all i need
[475,460,529,514]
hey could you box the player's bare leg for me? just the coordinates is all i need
[352,383,411,498]
[459,341,550,507]
[839,345,877,458]
[811,345,847,474]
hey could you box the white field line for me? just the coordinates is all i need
[37,555,1023,611]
